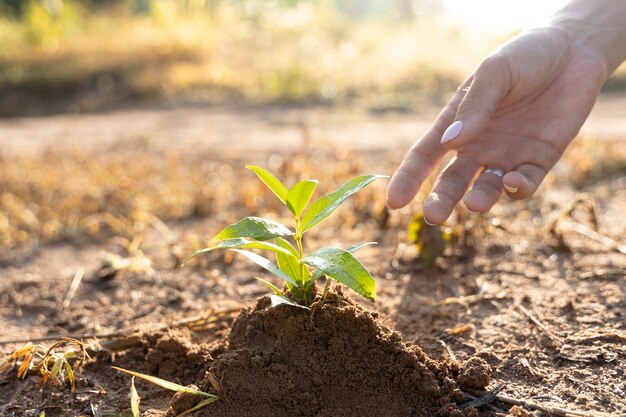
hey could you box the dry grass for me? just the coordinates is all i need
[1,133,624,253]
[0,145,388,252]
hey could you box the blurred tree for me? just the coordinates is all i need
[0,0,129,15]
[0,0,444,19]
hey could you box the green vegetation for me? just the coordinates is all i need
[0,0,503,115]
[1,0,624,116]
[408,213,454,266]
[184,165,386,306]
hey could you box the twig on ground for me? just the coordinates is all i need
[519,357,545,377]
[579,269,625,280]
[464,388,615,417]
[545,193,626,254]
[559,220,626,254]
[567,332,626,344]
[531,394,565,403]
[90,403,102,417]
[0,332,128,346]
[62,267,85,309]
[515,304,562,347]
[492,267,541,280]
[438,340,457,362]
[498,393,605,417]
[460,383,505,411]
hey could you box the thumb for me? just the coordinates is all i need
[440,55,511,148]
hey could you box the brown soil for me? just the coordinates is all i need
[1,110,625,417]
[189,291,487,417]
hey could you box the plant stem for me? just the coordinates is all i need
[321,278,331,304]
[294,217,309,304]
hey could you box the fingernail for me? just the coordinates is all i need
[466,208,480,214]
[423,195,440,226]
[423,217,437,226]
[441,120,464,144]
[385,200,398,211]
[504,184,518,193]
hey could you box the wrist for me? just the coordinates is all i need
[549,1,626,77]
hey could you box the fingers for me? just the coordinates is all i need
[427,162,547,222]
[387,79,473,209]
[464,163,548,213]
[440,55,511,149]
[386,145,443,210]
[463,169,505,213]
[502,164,548,199]
[424,161,546,223]
[386,116,452,209]
[423,156,478,224]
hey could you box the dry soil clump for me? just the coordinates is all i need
[180,291,488,417]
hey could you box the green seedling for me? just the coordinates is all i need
[408,213,456,267]
[113,366,218,417]
[184,165,387,306]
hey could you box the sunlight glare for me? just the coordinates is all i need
[443,0,571,34]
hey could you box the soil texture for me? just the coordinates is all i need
[1,114,625,417]
[189,291,487,417]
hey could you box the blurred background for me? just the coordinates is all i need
[1,0,625,252]
[5,0,624,117]
[2,5,625,416]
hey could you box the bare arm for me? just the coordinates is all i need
[551,0,626,75]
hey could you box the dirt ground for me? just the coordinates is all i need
[1,93,626,156]
[0,102,625,417]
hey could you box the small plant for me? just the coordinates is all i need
[184,165,387,306]
[408,213,456,267]
[2,338,89,392]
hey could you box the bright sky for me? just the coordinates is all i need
[443,0,571,34]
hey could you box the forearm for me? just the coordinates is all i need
[550,0,626,76]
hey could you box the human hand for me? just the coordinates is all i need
[386,26,608,224]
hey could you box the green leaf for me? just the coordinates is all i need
[273,236,298,256]
[130,376,140,417]
[302,247,376,301]
[213,217,293,241]
[286,179,318,216]
[311,242,377,281]
[274,237,302,285]
[112,367,218,399]
[231,249,299,287]
[183,238,297,265]
[255,277,286,297]
[301,175,387,233]
[346,241,378,253]
[270,295,310,309]
[245,165,289,204]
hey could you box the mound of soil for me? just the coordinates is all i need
[175,290,489,417]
